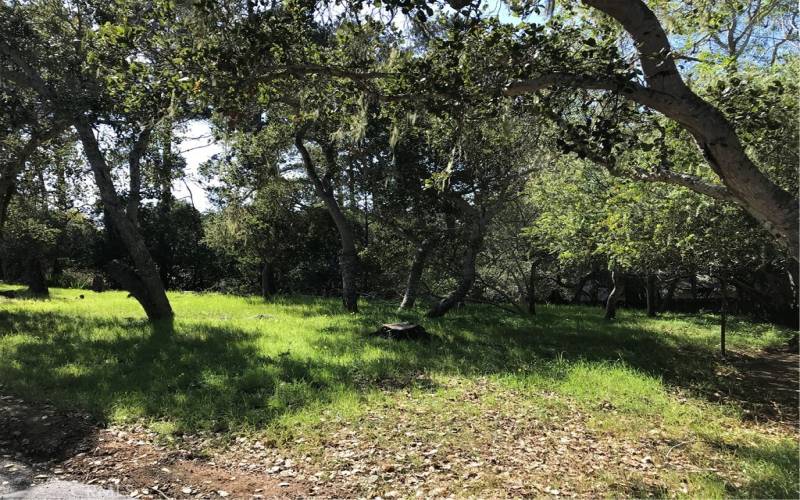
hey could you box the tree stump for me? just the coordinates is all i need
[787,333,799,353]
[371,322,431,341]
[91,275,105,292]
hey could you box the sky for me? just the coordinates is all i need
[171,2,529,214]
[174,120,221,212]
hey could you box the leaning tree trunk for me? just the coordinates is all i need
[571,271,593,304]
[398,238,432,310]
[75,121,173,322]
[504,0,799,259]
[295,134,359,312]
[427,210,488,318]
[604,268,625,320]
[645,273,657,317]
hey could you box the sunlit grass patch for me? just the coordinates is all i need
[0,284,796,497]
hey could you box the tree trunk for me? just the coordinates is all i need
[504,0,800,259]
[261,260,277,298]
[126,127,151,227]
[720,278,728,357]
[399,238,432,310]
[661,278,678,312]
[571,271,592,304]
[295,134,359,312]
[0,177,14,235]
[0,132,45,235]
[527,260,536,315]
[646,273,657,317]
[427,209,488,318]
[26,255,48,296]
[339,248,359,312]
[75,121,173,322]
[604,268,625,320]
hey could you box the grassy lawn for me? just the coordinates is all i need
[0,285,797,498]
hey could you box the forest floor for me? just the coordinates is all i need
[0,285,797,498]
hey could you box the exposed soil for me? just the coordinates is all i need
[720,349,799,425]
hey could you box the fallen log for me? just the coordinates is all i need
[371,322,431,341]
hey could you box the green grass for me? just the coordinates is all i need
[0,285,797,497]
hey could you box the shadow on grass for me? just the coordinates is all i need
[704,436,799,498]
[0,304,795,433]
[0,286,52,301]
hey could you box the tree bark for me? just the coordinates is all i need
[427,208,489,318]
[75,120,173,322]
[720,278,728,357]
[505,0,799,259]
[571,271,593,304]
[399,238,432,310]
[527,260,536,315]
[604,268,625,320]
[126,127,151,227]
[295,133,359,312]
[0,178,15,235]
[261,260,277,298]
[646,273,657,317]
[0,42,171,320]
[661,278,679,312]
[0,130,55,235]
[26,255,48,296]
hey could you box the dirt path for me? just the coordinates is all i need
[726,349,799,424]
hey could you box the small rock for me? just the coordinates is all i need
[218,491,230,497]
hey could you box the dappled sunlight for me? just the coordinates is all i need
[0,287,797,497]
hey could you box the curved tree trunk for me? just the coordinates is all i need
[75,121,173,322]
[604,268,625,320]
[398,238,432,310]
[295,133,359,312]
[505,0,799,259]
[427,209,488,318]
[645,273,657,317]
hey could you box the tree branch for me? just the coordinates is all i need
[504,73,678,112]
[630,167,737,204]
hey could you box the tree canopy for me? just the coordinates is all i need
[0,0,796,325]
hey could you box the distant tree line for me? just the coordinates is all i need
[0,0,796,327]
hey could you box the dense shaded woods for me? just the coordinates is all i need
[0,0,797,326]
